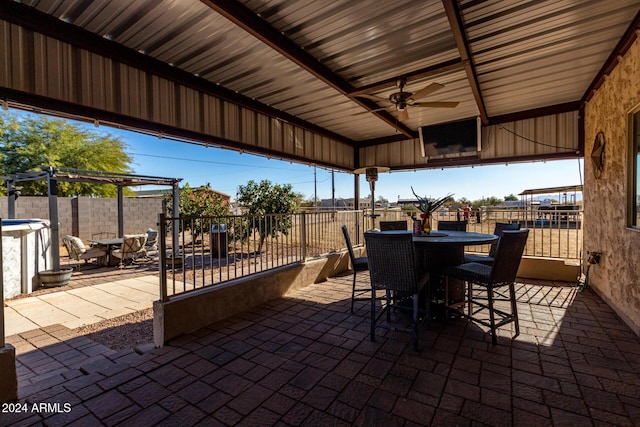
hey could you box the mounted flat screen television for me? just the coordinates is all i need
[419,117,481,157]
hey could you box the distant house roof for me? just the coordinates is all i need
[397,199,419,206]
[519,185,583,196]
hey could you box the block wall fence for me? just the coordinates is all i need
[0,196,165,242]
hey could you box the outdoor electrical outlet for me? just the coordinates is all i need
[587,251,602,265]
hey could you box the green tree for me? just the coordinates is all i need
[236,179,299,251]
[483,196,504,206]
[0,112,132,196]
[453,197,471,209]
[504,193,518,201]
[297,194,315,208]
[167,183,230,218]
[165,183,231,235]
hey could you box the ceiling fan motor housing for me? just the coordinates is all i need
[389,91,410,109]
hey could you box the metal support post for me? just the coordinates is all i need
[300,212,307,262]
[158,213,168,302]
[47,175,60,271]
[117,186,124,238]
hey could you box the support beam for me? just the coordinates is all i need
[0,87,353,173]
[348,59,467,98]
[47,174,60,271]
[7,181,15,219]
[354,174,361,245]
[442,0,489,125]
[583,9,640,102]
[172,183,180,257]
[117,186,124,238]
[0,221,17,403]
[0,221,4,346]
[200,0,416,138]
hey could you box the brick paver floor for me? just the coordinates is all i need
[2,273,640,426]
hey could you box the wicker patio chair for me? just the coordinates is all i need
[341,225,369,313]
[437,220,467,231]
[144,228,158,251]
[445,229,529,345]
[111,234,147,268]
[379,220,408,231]
[464,222,521,265]
[62,235,107,270]
[364,231,430,351]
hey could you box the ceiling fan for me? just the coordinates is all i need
[355,78,459,121]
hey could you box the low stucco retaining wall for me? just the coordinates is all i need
[153,249,356,346]
[517,256,581,283]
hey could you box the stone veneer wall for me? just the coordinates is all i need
[584,37,640,336]
[0,196,164,242]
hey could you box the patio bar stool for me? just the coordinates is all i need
[444,229,529,345]
[364,231,430,351]
[437,220,467,231]
[379,220,408,231]
[341,225,369,314]
[464,222,520,265]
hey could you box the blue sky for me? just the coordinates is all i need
[108,125,584,203]
[11,109,585,202]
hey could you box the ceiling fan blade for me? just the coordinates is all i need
[355,93,388,102]
[413,101,459,108]
[411,82,444,100]
[398,109,409,121]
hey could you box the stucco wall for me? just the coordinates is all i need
[584,38,640,336]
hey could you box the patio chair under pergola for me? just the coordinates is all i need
[2,166,182,271]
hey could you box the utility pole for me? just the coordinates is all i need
[314,166,317,208]
[331,170,335,209]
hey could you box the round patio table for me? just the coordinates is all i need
[89,238,123,266]
[376,230,498,309]
[375,229,497,246]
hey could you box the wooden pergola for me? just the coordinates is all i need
[3,166,182,271]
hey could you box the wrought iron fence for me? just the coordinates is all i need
[158,210,365,301]
[369,206,583,260]
[158,206,582,301]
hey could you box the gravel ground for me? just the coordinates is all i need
[73,308,154,351]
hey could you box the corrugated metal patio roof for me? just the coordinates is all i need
[1,1,639,171]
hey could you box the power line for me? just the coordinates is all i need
[129,152,300,170]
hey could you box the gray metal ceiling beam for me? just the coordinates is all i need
[442,0,489,125]
[200,0,416,139]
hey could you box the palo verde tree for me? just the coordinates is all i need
[0,112,133,196]
[236,179,300,252]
